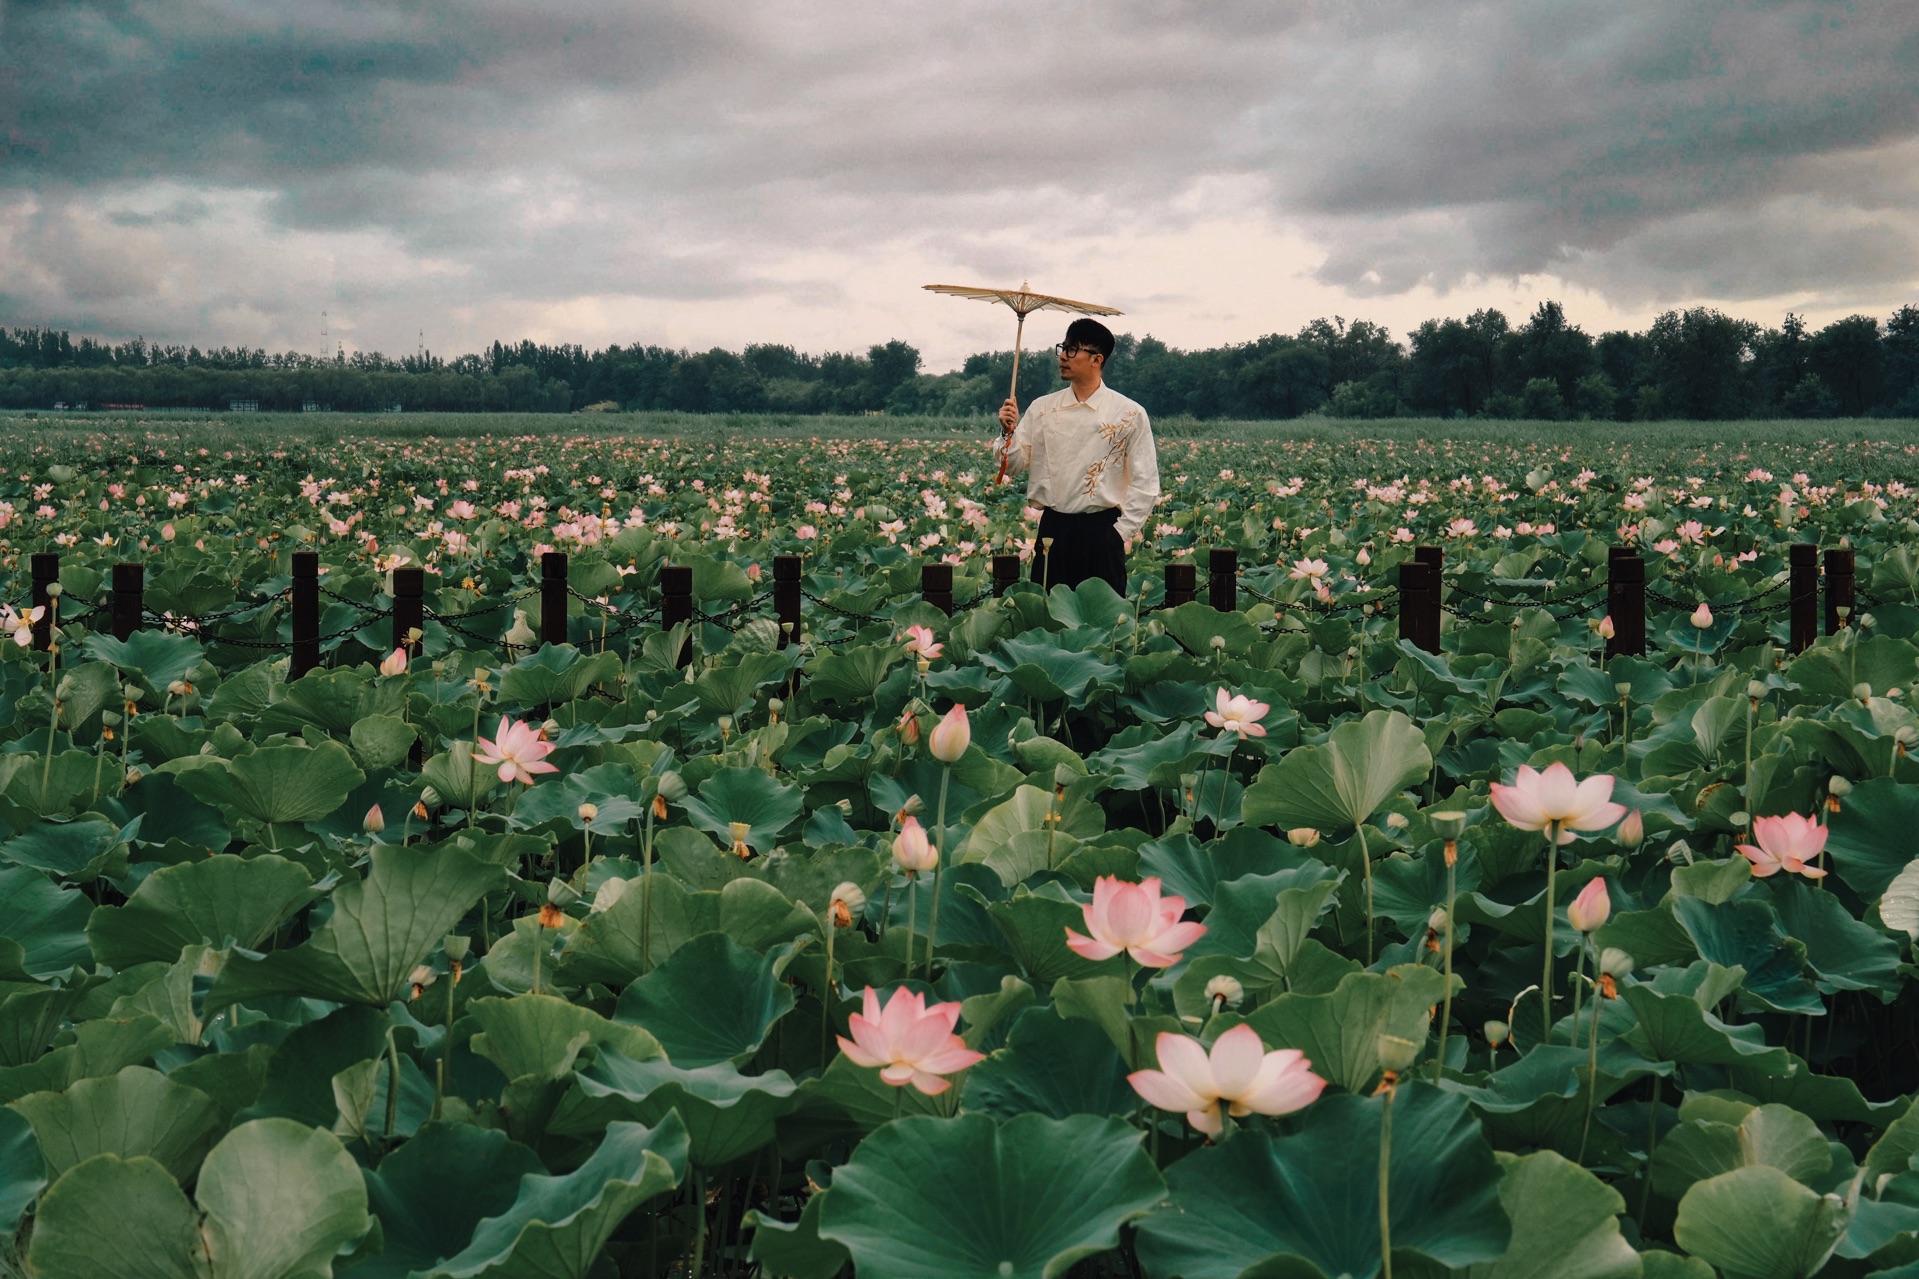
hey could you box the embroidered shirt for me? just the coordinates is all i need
[998,382,1161,543]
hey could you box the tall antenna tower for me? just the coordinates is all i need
[320,311,329,363]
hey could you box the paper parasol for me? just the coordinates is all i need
[923,280,1123,482]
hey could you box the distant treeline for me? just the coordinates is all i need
[3,301,1917,420]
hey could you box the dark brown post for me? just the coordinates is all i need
[1415,546,1445,650]
[1414,545,1445,575]
[30,553,57,651]
[110,563,143,641]
[660,564,693,667]
[540,551,568,648]
[1607,548,1647,658]
[1825,548,1855,635]
[1789,543,1818,654]
[1165,562,1196,608]
[774,554,803,647]
[291,551,320,677]
[922,563,954,616]
[991,553,1020,598]
[392,567,424,658]
[1208,547,1238,612]
[1399,561,1435,652]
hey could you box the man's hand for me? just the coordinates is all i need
[998,396,1019,433]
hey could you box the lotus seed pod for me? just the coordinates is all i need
[1384,812,1409,832]
[1861,613,1877,629]
[1054,763,1078,788]
[1210,634,1225,651]
[1204,974,1245,1009]
[768,697,785,715]
[1377,1033,1420,1073]
[1854,683,1873,700]
[830,881,867,917]
[1615,682,1632,697]
[1287,827,1322,848]
[1600,947,1636,979]
[44,582,61,598]
[1484,1020,1510,1046]
[1428,907,1451,935]
[1729,810,1750,829]
[577,802,599,823]
[443,934,471,963]
[1748,680,1767,699]
[718,715,734,733]
[1829,775,1853,797]
[657,771,687,802]
[420,786,441,807]
[729,820,752,843]
[1429,811,1468,840]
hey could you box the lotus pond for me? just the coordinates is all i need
[5,417,1919,1277]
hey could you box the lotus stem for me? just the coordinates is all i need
[40,696,59,813]
[384,1022,401,1142]
[1379,1077,1396,1279]
[927,765,951,981]
[1640,1074,1661,1224]
[1213,743,1235,831]
[904,875,918,985]
[1577,946,1603,1165]
[1434,842,1458,1081]
[690,1169,708,1278]
[1357,822,1375,965]
[822,917,837,1070]
[1541,821,1561,1046]
[640,801,656,976]
[530,918,542,996]
[434,957,460,1122]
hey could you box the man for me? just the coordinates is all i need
[996,317,1160,595]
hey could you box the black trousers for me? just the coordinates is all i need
[1032,506,1127,595]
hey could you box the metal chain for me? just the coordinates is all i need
[1444,580,1609,609]
[800,587,884,622]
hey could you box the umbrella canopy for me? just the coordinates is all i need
[923,281,1124,482]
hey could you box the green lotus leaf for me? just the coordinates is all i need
[817,1113,1164,1279]
[80,629,208,696]
[963,1005,1136,1122]
[612,932,794,1067]
[1827,777,1919,899]
[1880,858,1919,939]
[747,1191,850,1279]
[207,844,504,1011]
[563,1053,797,1167]
[88,853,314,969]
[0,985,83,1069]
[1156,600,1262,658]
[984,633,1124,703]
[1246,964,1450,1096]
[1865,1100,1919,1187]
[1469,1150,1641,1279]
[804,644,901,705]
[1184,865,1341,962]
[232,1005,386,1129]
[9,1065,225,1183]
[25,1153,210,1279]
[1242,709,1433,833]
[357,1123,546,1279]
[176,738,366,825]
[960,783,1106,862]
[0,865,94,977]
[468,993,662,1085]
[1652,1101,1832,1200]
[1788,634,1919,702]
[115,771,232,848]
[0,1104,44,1234]
[0,1014,176,1108]
[0,816,125,881]
[1135,1084,1509,1279]
[415,1116,687,1279]
[985,889,1107,985]
[1670,897,1823,1015]
[1673,1165,1850,1279]
[346,714,416,771]
[498,643,624,706]
[507,762,647,834]
[0,748,115,824]
[48,660,122,737]
[1051,975,1184,1070]
[1621,976,1792,1074]
[1772,881,1902,999]
[680,766,803,849]
[692,650,794,716]
[252,666,405,737]
[1044,577,1134,630]
[790,1053,958,1142]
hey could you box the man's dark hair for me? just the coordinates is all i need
[1065,317,1115,362]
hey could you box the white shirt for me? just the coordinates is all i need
[998,382,1161,543]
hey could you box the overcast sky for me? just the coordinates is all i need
[4,1,1918,372]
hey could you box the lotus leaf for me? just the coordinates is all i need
[612,932,795,1066]
[1242,709,1433,832]
[88,853,314,968]
[9,1064,225,1182]
[176,737,366,825]
[1673,1164,1850,1279]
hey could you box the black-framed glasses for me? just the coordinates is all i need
[1055,343,1092,357]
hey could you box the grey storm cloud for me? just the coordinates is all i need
[3,0,1918,351]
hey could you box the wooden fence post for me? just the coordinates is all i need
[921,563,954,616]
[660,564,693,667]
[290,551,319,677]
[110,563,143,642]
[1825,548,1855,635]
[392,567,424,658]
[991,553,1020,598]
[1165,562,1196,608]
[1208,548,1238,612]
[1789,543,1818,653]
[1606,548,1646,658]
[774,555,803,647]
[540,552,569,649]
[30,553,57,651]
[1398,560,1437,653]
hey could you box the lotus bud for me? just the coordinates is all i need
[1853,682,1873,700]
[577,801,599,823]
[1616,809,1644,848]
[591,876,631,913]
[1429,810,1468,841]
[829,881,866,928]
[657,771,687,802]
[1484,1020,1510,1047]
[1690,602,1713,628]
[893,815,937,873]
[1596,615,1615,640]
[896,706,922,746]
[443,934,471,963]
[645,708,659,722]
[928,703,971,763]
[1377,1033,1420,1074]
[1599,947,1636,979]
[1287,827,1321,848]
[364,804,386,834]
[1891,687,1904,699]
[1357,547,1371,566]
[379,647,408,677]
[1204,974,1244,1011]
[1567,877,1611,933]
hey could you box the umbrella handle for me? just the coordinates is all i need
[996,313,1025,485]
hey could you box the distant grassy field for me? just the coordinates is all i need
[4,407,1919,456]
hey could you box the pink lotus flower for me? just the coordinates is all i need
[1066,876,1207,969]
[1288,557,1328,580]
[472,715,559,785]
[1489,763,1628,844]
[902,624,943,660]
[1204,688,1269,739]
[1737,813,1828,879]
[1568,877,1611,932]
[1128,1025,1326,1135]
[836,986,984,1095]
[378,646,408,677]
[894,814,938,873]
[928,703,970,763]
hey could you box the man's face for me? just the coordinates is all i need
[1056,340,1102,380]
